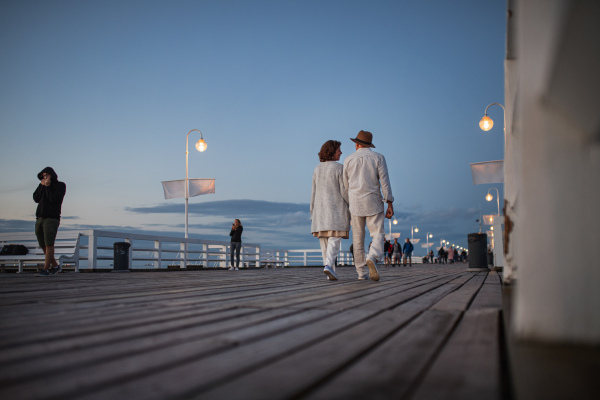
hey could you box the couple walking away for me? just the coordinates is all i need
[310,130,394,281]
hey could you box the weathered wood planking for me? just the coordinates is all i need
[0,264,506,400]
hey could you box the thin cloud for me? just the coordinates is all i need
[126,199,309,218]
[0,219,33,231]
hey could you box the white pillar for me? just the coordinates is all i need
[511,0,600,343]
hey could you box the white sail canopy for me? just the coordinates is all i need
[470,160,504,185]
[161,179,215,199]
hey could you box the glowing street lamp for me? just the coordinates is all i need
[388,218,398,240]
[411,225,419,240]
[426,232,433,256]
[185,129,207,238]
[479,103,505,134]
[486,187,501,216]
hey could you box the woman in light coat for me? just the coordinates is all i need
[311,140,350,281]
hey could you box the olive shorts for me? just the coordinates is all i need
[35,218,60,247]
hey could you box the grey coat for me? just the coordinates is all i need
[310,161,350,233]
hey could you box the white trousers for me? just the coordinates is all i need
[319,237,341,270]
[351,212,385,276]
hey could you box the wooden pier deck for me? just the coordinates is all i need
[0,264,506,399]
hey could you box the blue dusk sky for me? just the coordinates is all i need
[0,0,506,253]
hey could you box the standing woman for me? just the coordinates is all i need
[229,219,243,270]
[311,140,350,281]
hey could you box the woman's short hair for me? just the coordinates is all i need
[318,140,341,162]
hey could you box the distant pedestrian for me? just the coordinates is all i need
[311,140,350,281]
[403,238,414,266]
[384,240,391,267]
[343,131,394,281]
[392,238,402,266]
[429,250,434,263]
[229,219,243,270]
[438,247,445,264]
[461,249,468,263]
[448,246,455,264]
[453,247,459,263]
[34,167,66,276]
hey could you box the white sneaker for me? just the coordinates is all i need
[228,267,235,270]
[367,258,380,281]
[235,267,239,270]
[323,265,338,281]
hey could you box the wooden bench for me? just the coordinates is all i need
[0,231,82,273]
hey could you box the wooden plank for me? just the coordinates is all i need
[304,309,462,400]
[0,305,260,366]
[469,270,502,310]
[0,307,313,386]
[242,271,467,310]
[194,283,467,399]
[1,309,374,400]
[0,265,508,400]
[410,309,503,400]
[431,272,487,312]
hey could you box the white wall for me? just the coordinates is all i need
[509,0,600,344]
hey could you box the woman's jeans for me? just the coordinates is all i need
[230,242,242,267]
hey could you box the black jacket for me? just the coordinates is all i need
[33,167,66,219]
[230,226,243,242]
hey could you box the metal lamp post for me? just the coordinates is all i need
[185,129,207,238]
[426,232,433,258]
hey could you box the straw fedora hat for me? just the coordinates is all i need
[351,130,375,148]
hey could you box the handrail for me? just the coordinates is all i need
[74,230,261,270]
[1,229,377,270]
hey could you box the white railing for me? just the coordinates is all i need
[258,249,354,267]
[76,230,261,270]
[78,230,353,269]
[1,229,361,270]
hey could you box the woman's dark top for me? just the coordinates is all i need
[230,226,243,242]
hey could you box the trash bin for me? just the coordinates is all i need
[467,233,488,269]
[113,242,131,271]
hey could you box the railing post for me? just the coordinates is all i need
[256,245,260,268]
[240,244,244,268]
[180,241,187,269]
[155,240,161,269]
[89,233,97,270]
[226,244,230,268]
[125,237,132,270]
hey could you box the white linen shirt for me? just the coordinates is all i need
[343,148,394,217]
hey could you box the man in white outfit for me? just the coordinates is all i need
[343,131,394,281]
